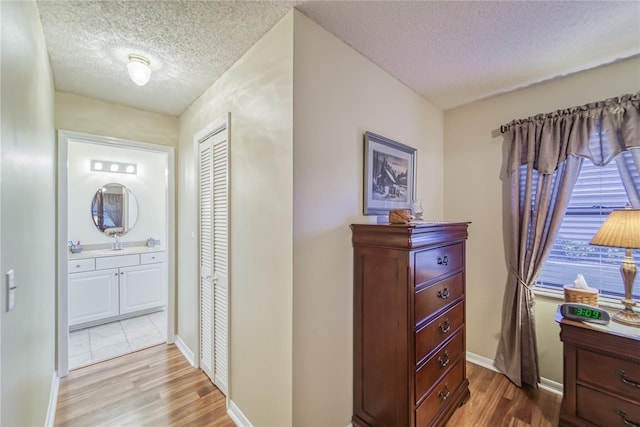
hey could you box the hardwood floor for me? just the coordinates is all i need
[56,344,560,427]
[54,344,235,427]
[446,362,562,427]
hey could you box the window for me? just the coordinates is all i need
[533,151,640,300]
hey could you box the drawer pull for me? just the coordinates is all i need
[438,384,450,401]
[437,255,449,266]
[437,351,450,367]
[437,287,450,299]
[617,369,640,388]
[438,319,451,334]
[616,410,639,427]
[76,264,81,268]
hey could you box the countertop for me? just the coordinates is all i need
[68,246,165,260]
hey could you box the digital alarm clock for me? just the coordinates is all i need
[560,303,610,325]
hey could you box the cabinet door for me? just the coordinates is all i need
[68,269,119,326]
[119,264,164,314]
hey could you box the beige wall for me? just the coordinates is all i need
[0,1,56,425]
[177,12,294,426]
[55,92,178,147]
[444,57,640,383]
[292,11,445,425]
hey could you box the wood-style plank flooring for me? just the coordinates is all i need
[446,362,562,427]
[55,344,235,426]
[56,344,561,426]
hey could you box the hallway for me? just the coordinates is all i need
[55,344,234,426]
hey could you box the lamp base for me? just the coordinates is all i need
[612,305,640,327]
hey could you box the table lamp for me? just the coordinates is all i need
[590,207,640,326]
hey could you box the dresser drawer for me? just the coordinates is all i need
[68,258,95,273]
[140,252,166,264]
[415,273,463,324]
[416,359,464,425]
[415,302,464,365]
[415,243,463,285]
[415,331,464,403]
[577,349,640,402]
[577,385,640,427]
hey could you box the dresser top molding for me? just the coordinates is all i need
[350,222,470,250]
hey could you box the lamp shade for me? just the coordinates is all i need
[127,54,151,86]
[590,208,640,249]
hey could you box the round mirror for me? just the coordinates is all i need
[91,183,138,236]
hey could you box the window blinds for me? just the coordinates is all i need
[535,151,640,298]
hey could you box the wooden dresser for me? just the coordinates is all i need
[556,310,640,427]
[351,222,470,427]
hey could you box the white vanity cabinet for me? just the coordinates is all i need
[120,253,165,314]
[68,249,166,328]
[68,268,120,326]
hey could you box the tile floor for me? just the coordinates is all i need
[68,310,167,370]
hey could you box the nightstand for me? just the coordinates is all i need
[556,308,640,426]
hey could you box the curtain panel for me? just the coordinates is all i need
[495,92,640,388]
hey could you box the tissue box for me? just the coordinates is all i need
[563,285,598,306]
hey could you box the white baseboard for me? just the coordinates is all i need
[45,372,60,427]
[539,377,563,395]
[466,351,497,372]
[174,335,195,367]
[466,351,563,395]
[228,400,253,427]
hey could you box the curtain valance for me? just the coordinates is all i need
[502,92,640,175]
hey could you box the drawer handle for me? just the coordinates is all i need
[437,351,450,367]
[616,410,639,427]
[438,319,451,334]
[436,255,449,266]
[76,264,81,268]
[438,384,450,401]
[437,287,450,299]
[617,369,640,388]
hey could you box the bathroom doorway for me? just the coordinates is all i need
[57,130,176,376]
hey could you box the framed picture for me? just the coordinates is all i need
[364,131,416,215]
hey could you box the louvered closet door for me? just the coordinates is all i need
[211,129,228,395]
[199,138,214,382]
[198,123,229,396]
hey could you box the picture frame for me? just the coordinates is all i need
[363,131,416,215]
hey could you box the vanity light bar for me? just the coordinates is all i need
[91,160,137,175]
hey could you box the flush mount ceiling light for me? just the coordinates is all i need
[127,54,151,86]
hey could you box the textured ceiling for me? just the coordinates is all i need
[298,1,640,110]
[37,0,300,116]
[37,1,640,116]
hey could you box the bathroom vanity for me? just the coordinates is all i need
[68,247,166,329]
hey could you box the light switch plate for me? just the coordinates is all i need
[6,269,15,311]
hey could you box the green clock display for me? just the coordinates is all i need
[560,303,610,325]
[572,306,601,319]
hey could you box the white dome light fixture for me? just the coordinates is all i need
[127,54,151,86]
